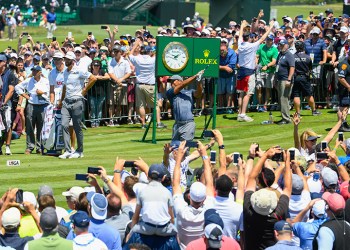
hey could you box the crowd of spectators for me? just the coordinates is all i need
[0,125,349,249]
[1,5,350,249]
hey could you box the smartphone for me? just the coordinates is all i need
[186,141,198,148]
[203,130,214,138]
[321,141,328,151]
[75,174,88,181]
[52,37,56,41]
[271,152,284,162]
[131,166,138,176]
[313,172,320,181]
[339,132,344,142]
[316,152,328,160]
[88,31,92,35]
[233,152,240,165]
[255,144,259,153]
[22,32,28,36]
[210,150,216,164]
[101,25,107,29]
[87,167,101,175]
[310,11,314,15]
[289,149,295,161]
[124,161,136,168]
[16,189,23,203]
[68,32,72,39]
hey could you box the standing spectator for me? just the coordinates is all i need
[46,8,56,39]
[89,59,110,127]
[128,39,165,129]
[75,46,92,72]
[236,19,274,122]
[70,211,108,250]
[15,65,49,154]
[256,34,278,112]
[292,40,320,116]
[166,71,203,141]
[0,9,6,39]
[313,192,350,249]
[243,148,292,249]
[0,54,17,155]
[64,3,71,14]
[7,14,17,41]
[186,209,241,250]
[218,39,237,114]
[0,207,35,250]
[58,51,96,159]
[290,199,327,250]
[337,53,350,132]
[25,207,73,249]
[265,220,302,250]
[275,39,295,125]
[108,45,131,126]
[172,140,215,249]
[304,27,327,98]
[214,175,243,240]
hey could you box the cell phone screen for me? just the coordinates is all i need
[233,152,240,165]
[321,141,328,151]
[203,130,214,138]
[186,141,198,148]
[87,167,101,175]
[75,174,88,181]
[339,132,344,142]
[289,150,295,161]
[16,189,23,203]
[124,161,136,168]
[210,150,216,164]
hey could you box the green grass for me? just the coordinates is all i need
[0,109,344,208]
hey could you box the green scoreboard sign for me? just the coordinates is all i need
[156,37,220,77]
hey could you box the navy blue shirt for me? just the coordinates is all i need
[304,38,326,64]
[0,232,33,250]
[219,48,237,78]
[276,51,295,81]
[166,88,195,122]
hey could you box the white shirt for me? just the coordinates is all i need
[15,76,50,105]
[289,190,311,221]
[108,57,131,79]
[73,233,108,250]
[48,66,66,105]
[75,56,92,72]
[238,40,260,69]
[173,194,215,250]
[214,195,243,239]
[63,65,91,99]
[168,155,189,189]
[129,55,156,85]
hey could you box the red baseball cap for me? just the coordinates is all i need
[322,192,346,213]
[340,181,350,200]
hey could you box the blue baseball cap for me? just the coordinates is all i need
[266,34,274,40]
[278,39,288,45]
[31,65,42,71]
[343,14,350,19]
[70,211,90,228]
[33,55,41,61]
[0,54,7,62]
[148,164,166,180]
[204,209,224,229]
[274,220,292,232]
[86,192,107,220]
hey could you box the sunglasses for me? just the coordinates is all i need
[149,41,156,44]
[75,51,81,54]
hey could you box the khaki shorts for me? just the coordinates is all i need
[108,83,127,106]
[136,84,156,108]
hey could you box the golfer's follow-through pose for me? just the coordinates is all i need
[166,70,204,141]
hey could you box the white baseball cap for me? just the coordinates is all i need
[62,186,85,200]
[64,51,76,60]
[190,182,207,202]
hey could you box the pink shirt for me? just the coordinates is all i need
[186,236,241,250]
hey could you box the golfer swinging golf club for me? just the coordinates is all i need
[166,69,205,141]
